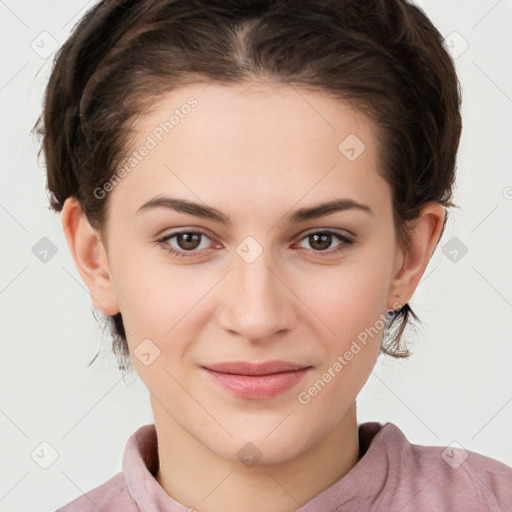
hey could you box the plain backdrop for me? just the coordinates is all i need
[1,1,511,511]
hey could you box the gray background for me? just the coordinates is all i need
[1,1,511,510]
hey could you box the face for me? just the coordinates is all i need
[98,82,404,463]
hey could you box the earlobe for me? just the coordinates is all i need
[387,202,446,308]
[61,197,120,316]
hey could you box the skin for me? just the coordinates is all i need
[61,82,445,512]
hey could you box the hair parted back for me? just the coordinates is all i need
[35,0,462,373]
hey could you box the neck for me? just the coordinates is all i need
[153,400,360,512]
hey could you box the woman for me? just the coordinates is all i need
[35,0,512,510]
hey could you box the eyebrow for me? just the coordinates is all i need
[136,196,373,224]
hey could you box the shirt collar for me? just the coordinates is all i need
[123,423,190,511]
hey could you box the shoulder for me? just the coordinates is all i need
[382,422,512,511]
[55,472,136,512]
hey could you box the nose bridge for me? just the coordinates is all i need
[219,237,295,341]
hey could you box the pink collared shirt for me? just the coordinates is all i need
[55,421,512,511]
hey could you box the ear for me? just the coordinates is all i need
[61,197,120,316]
[387,202,446,309]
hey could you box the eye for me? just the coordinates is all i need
[155,230,217,258]
[295,230,355,256]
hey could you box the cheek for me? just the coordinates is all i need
[296,263,389,413]
[301,258,392,342]
[111,247,214,344]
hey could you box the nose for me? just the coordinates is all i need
[218,245,297,343]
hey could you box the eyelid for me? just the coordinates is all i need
[156,225,217,239]
[296,227,354,241]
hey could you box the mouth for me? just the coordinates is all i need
[200,361,312,399]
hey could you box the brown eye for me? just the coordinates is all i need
[296,230,355,255]
[308,233,333,251]
[156,230,215,258]
[175,232,202,251]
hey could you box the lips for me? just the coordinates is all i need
[203,360,310,376]
[201,360,312,399]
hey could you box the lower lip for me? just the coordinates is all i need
[202,367,311,399]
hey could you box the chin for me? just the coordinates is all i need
[204,421,315,467]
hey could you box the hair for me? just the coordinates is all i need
[34,0,462,374]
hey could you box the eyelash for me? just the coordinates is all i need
[155,229,355,259]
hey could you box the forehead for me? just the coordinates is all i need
[138,81,371,148]
[109,82,390,221]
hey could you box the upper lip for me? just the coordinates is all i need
[203,361,311,376]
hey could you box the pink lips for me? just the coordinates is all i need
[201,361,312,399]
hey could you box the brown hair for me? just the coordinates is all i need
[35,0,462,373]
